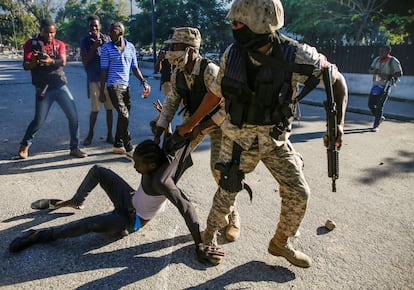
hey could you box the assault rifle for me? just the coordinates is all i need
[322,66,339,192]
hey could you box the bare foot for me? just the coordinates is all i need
[55,199,84,210]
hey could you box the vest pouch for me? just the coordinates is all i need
[227,100,247,127]
[254,65,281,106]
[275,81,294,120]
[222,76,250,127]
[221,76,246,102]
[370,85,384,96]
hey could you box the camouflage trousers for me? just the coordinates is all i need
[203,135,310,246]
[191,124,240,227]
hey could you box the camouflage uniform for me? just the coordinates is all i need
[157,56,225,183]
[156,27,240,230]
[202,38,341,246]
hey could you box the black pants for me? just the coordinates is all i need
[368,91,389,126]
[107,85,132,150]
[36,165,135,242]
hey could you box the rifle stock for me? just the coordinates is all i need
[322,67,339,192]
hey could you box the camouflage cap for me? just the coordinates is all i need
[227,0,284,34]
[164,27,201,48]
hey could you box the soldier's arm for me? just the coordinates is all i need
[331,69,348,129]
[176,91,221,136]
[156,72,182,129]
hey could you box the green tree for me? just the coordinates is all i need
[0,0,44,49]
[130,0,232,54]
[282,0,413,45]
[0,0,130,49]
[56,0,129,47]
[380,1,414,44]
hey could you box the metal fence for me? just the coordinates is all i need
[317,44,413,75]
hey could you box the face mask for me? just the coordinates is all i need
[166,48,189,70]
[232,25,271,50]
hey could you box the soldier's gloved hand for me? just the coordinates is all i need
[153,125,165,145]
[176,123,192,137]
[164,130,189,155]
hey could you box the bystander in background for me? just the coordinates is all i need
[18,18,87,159]
[368,45,403,132]
[80,15,114,146]
[100,22,151,155]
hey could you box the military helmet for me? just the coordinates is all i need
[227,0,284,34]
[164,27,201,48]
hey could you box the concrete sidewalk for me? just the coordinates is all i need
[301,88,414,122]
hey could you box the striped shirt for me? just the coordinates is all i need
[100,38,138,86]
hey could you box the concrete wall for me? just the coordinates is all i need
[338,73,413,101]
[139,60,413,102]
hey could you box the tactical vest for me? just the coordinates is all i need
[31,38,67,88]
[221,39,317,128]
[175,59,219,121]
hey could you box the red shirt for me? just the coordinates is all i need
[23,37,66,60]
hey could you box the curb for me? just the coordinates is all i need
[314,88,414,104]
[301,100,414,122]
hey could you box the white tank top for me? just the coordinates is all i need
[132,184,167,220]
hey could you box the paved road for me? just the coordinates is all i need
[0,61,413,289]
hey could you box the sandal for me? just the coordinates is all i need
[31,199,63,210]
[196,244,225,265]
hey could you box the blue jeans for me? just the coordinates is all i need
[368,91,390,127]
[21,85,80,150]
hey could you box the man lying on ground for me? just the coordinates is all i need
[9,139,223,264]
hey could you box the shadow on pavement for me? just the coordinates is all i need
[357,150,414,185]
[2,211,74,224]
[2,208,296,289]
[185,261,295,289]
[290,131,325,143]
[344,128,373,134]
[2,232,208,288]
[316,226,331,236]
[0,151,131,176]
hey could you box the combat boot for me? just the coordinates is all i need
[268,232,311,268]
[225,210,240,242]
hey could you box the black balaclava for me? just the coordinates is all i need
[232,25,271,50]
